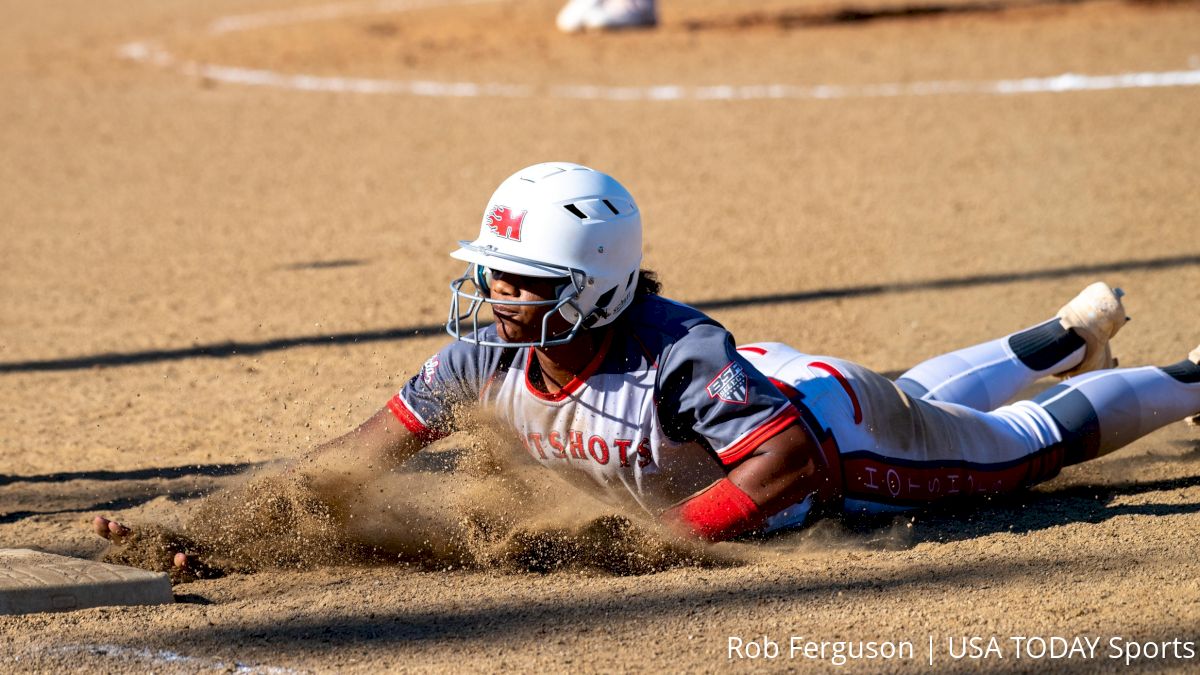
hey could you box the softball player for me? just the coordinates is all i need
[380,162,1200,540]
[95,162,1200,551]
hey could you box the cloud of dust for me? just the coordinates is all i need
[103,415,734,583]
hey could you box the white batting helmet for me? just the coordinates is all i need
[447,162,643,347]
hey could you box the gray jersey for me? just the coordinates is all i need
[390,294,799,514]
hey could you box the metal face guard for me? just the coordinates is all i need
[446,253,589,347]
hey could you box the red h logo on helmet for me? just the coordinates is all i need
[484,205,526,241]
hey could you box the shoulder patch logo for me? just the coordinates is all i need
[421,355,440,385]
[706,361,749,405]
[483,205,526,241]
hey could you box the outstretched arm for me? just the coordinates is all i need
[290,405,427,495]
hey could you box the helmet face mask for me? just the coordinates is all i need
[448,252,587,348]
[446,162,643,349]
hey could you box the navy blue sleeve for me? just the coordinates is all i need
[388,329,509,441]
[655,323,799,465]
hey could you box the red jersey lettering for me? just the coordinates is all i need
[568,430,586,460]
[548,431,567,459]
[588,436,610,465]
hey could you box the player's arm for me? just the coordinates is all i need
[281,405,431,509]
[296,404,427,480]
[653,324,829,542]
[660,423,826,542]
[727,423,824,514]
[289,341,487,493]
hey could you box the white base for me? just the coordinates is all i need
[0,549,172,615]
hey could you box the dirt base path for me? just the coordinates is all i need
[2,0,1199,671]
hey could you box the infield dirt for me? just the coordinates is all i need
[2,0,1199,671]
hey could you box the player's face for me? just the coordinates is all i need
[485,269,571,344]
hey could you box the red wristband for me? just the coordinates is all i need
[660,478,762,542]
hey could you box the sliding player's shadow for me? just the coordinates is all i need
[839,440,1200,546]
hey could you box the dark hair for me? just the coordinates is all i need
[635,268,661,296]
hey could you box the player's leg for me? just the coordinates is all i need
[895,282,1128,411]
[847,347,1200,510]
[893,319,1083,410]
[1030,347,1200,464]
[742,345,1059,509]
[745,344,1200,514]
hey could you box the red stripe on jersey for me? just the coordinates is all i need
[736,345,768,355]
[387,394,447,443]
[716,405,801,465]
[808,361,863,424]
[768,377,800,400]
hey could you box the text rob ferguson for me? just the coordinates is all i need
[727,635,1197,667]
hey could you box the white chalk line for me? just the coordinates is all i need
[41,643,301,674]
[118,0,1200,100]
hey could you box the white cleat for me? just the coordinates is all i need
[1055,281,1129,378]
[556,0,657,32]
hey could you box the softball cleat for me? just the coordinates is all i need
[1055,281,1129,378]
[556,0,657,32]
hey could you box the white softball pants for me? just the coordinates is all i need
[740,319,1200,516]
